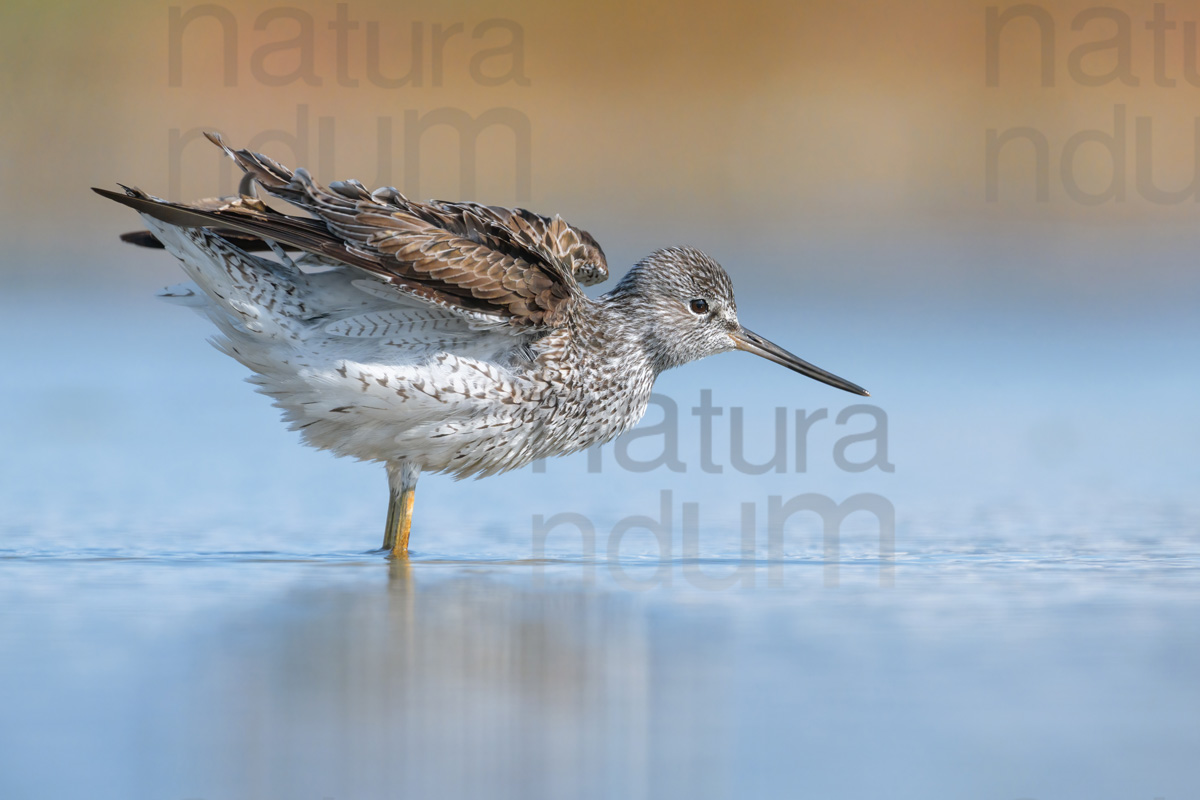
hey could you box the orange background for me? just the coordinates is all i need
[4,0,1199,308]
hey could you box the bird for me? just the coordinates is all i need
[94,133,868,557]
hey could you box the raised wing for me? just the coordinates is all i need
[200,132,608,288]
[205,133,600,324]
[97,135,593,329]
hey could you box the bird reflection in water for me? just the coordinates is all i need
[169,562,731,799]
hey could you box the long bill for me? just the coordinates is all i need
[731,327,869,396]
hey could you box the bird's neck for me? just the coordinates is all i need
[585,293,675,378]
[593,290,690,376]
[537,296,663,420]
[518,296,665,453]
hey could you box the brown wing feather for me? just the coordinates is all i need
[428,202,609,286]
[201,134,582,327]
[93,186,509,320]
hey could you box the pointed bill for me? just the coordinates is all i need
[731,327,869,396]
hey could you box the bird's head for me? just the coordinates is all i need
[607,246,868,396]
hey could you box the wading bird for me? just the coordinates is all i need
[95,135,867,557]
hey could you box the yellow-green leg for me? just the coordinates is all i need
[383,461,420,557]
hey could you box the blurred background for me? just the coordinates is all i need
[2,1,1198,799]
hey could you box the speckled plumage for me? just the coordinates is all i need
[96,136,866,553]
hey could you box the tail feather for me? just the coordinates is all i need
[139,214,311,335]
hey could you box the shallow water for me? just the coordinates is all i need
[3,547,1198,800]
[1,288,1198,800]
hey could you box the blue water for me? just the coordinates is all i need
[1,286,1198,800]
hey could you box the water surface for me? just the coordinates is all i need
[1,289,1197,800]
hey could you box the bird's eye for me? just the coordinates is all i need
[689,298,710,315]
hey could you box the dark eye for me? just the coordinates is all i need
[689,298,709,315]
